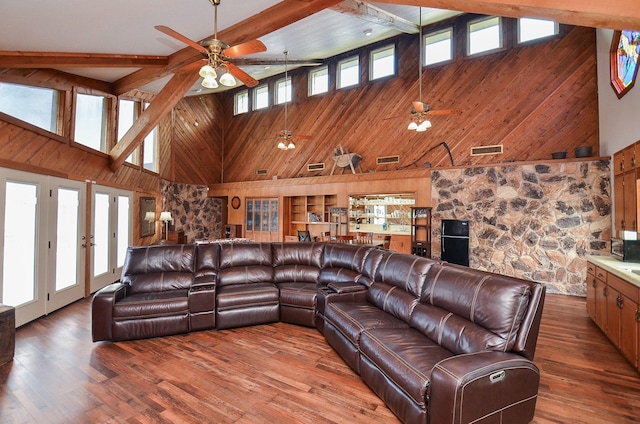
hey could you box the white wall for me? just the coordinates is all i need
[597,29,640,156]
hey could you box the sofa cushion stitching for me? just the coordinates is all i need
[469,276,489,323]
[429,266,446,305]
[438,312,453,345]
[406,257,420,294]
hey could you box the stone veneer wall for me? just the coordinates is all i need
[161,181,222,242]
[430,160,611,296]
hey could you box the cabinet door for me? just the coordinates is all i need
[614,174,625,234]
[619,295,638,367]
[623,170,637,231]
[595,279,608,332]
[606,285,621,345]
[586,271,597,321]
[614,151,625,176]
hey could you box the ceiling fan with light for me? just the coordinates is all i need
[276,51,311,150]
[155,0,266,89]
[407,7,461,132]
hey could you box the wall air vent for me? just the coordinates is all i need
[307,162,325,171]
[470,145,503,156]
[255,169,268,176]
[377,155,400,165]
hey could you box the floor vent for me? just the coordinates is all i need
[255,169,268,176]
[377,155,400,165]
[470,145,503,156]
[307,162,325,171]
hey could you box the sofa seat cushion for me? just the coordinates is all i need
[278,282,317,308]
[217,283,279,311]
[113,290,189,319]
[324,302,409,345]
[359,327,454,408]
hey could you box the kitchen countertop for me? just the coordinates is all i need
[586,255,640,288]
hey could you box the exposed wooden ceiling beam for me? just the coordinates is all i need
[375,0,640,30]
[109,62,200,171]
[114,0,345,96]
[332,1,419,34]
[0,52,168,68]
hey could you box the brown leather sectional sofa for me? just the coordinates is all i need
[92,241,546,424]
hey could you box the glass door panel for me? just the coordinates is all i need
[55,188,79,291]
[93,192,110,277]
[2,181,38,307]
[116,195,130,268]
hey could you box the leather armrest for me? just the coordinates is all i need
[430,351,540,424]
[327,281,367,294]
[91,281,127,342]
[316,286,368,315]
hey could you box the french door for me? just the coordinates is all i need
[90,185,131,294]
[0,169,86,326]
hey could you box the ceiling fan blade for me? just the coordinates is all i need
[224,40,267,58]
[428,109,463,115]
[293,135,312,141]
[227,62,259,87]
[412,101,425,112]
[155,25,208,54]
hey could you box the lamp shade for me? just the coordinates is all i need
[277,141,287,150]
[407,121,418,130]
[144,211,156,222]
[201,76,219,89]
[199,64,217,79]
[219,71,237,87]
[159,211,173,222]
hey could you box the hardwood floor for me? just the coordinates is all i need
[1,293,639,423]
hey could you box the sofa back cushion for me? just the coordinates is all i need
[121,245,196,294]
[366,253,438,322]
[194,242,221,283]
[319,244,371,285]
[218,242,273,287]
[411,263,531,354]
[272,242,323,284]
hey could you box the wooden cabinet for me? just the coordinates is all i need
[586,260,640,372]
[246,198,278,242]
[388,234,411,254]
[612,143,639,235]
[411,207,432,258]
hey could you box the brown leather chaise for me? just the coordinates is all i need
[92,241,545,424]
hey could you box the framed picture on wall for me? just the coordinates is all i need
[140,197,156,237]
[610,29,640,98]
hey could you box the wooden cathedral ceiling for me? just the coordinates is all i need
[0,0,637,174]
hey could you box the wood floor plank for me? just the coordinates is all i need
[1,293,639,423]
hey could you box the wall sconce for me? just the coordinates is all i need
[159,211,173,241]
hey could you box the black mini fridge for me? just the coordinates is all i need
[441,219,469,266]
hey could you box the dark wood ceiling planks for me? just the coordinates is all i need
[208,23,598,182]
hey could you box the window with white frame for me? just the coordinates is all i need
[234,90,249,115]
[337,56,360,89]
[309,66,329,96]
[142,102,158,172]
[370,45,395,80]
[275,76,292,105]
[0,82,60,134]
[254,84,269,110]
[468,16,502,55]
[118,99,139,165]
[424,28,453,65]
[74,93,107,152]
[518,18,558,43]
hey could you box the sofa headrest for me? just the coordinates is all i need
[322,243,370,272]
[122,245,196,276]
[194,242,221,280]
[373,252,438,297]
[272,242,324,268]
[219,242,272,268]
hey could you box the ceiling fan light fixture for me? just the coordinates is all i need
[408,121,418,130]
[277,141,288,150]
[201,75,219,89]
[199,64,217,79]
[416,120,431,132]
[219,70,236,87]
[287,141,296,150]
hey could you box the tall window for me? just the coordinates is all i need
[254,84,269,110]
[142,102,158,172]
[370,45,395,80]
[425,28,453,65]
[234,90,249,115]
[118,99,139,165]
[337,56,360,89]
[309,66,329,96]
[275,76,292,105]
[0,82,60,134]
[74,93,107,151]
[518,18,558,43]
[468,16,502,55]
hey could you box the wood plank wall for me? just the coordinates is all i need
[211,19,597,183]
